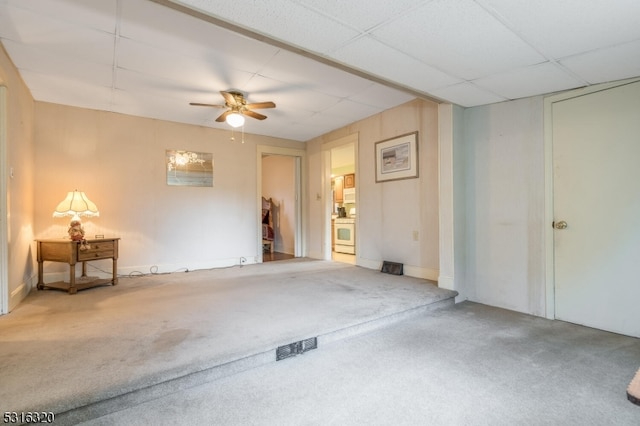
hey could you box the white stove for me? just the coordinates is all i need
[334,217,355,254]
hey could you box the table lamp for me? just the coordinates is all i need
[52,190,100,240]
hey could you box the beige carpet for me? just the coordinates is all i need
[0,259,456,420]
[79,301,640,426]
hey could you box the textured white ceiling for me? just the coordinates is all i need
[1,0,639,141]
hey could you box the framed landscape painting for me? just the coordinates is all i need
[166,150,213,187]
[375,131,418,183]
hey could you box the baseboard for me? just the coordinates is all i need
[437,274,454,289]
[9,280,32,312]
[39,257,257,284]
[358,257,439,281]
[307,250,326,260]
[117,257,256,277]
[403,265,439,281]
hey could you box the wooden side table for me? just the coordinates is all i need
[36,238,120,294]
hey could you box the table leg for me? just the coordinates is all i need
[68,262,77,294]
[37,260,44,290]
[112,258,118,285]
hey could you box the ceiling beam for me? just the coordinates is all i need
[150,0,445,105]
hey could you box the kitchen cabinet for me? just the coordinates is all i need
[333,176,344,203]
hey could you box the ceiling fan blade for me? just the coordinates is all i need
[220,91,240,107]
[244,110,267,120]
[189,102,225,108]
[215,110,232,122]
[245,101,275,109]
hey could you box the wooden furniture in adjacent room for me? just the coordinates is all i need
[344,173,355,189]
[333,176,344,203]
[262,197,275,253]
[36,237,120,294]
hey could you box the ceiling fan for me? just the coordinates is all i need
[190,90,276,127]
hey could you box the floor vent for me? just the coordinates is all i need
[381,261,403,275]
[276,337,318,361]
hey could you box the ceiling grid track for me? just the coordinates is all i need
[110,0,124,109]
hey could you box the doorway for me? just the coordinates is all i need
[256,145,305,263]
[549,79,640,337]
[325,134,357,265]
[262,154,296,262]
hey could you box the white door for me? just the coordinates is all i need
[553,81,640,337]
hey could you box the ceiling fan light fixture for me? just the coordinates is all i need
[226,112,245,128]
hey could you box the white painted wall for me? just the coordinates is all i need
[262,155,295,254]
[462,97,546,316]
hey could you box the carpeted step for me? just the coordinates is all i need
[52,295,457,425]
[628,368,640,406]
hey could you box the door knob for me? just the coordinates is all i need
[553,221,568,229]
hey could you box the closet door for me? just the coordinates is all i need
[553,81,640,337]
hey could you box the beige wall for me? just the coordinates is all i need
[33,102,304,277]
[306,99,440,279]
[0,44,36,311]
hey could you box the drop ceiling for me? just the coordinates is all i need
[1,0,639,141]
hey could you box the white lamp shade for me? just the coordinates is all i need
[226,112,245,128]
[52,191,100,219]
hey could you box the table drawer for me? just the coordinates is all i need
[78,241,115,261]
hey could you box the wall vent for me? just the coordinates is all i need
[381,261,403,275]
[276,337,318,361]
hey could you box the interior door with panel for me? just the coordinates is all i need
[552,81,640,337]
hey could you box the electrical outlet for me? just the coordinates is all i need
[413,231,419,241]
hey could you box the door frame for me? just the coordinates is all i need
[322,133,358,261]
[256,145,305,262]
[0,86,8,315]
[543,77,640,320]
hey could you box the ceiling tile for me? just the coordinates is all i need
[560,40,640,85]
[116,38,256,95]
[322,98,381,121]
[347,84,414,109]
[4,0,117,33]
[239,74,306,100]
[269,87,341,113]
[2,39,113,89]
[0,6,115,65]
[120,0,280,66]
[258,50,374,98]
[477,0,640,59]
[473,62,585,101]
[297,0,427,32]
[3,0,639,142]
[429,82,506,107]
[332,36,461,93]
[175,0,360,54]
[20,69,115,110]
[370,0,545,80]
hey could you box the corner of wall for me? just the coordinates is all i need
[8,278,34,312]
